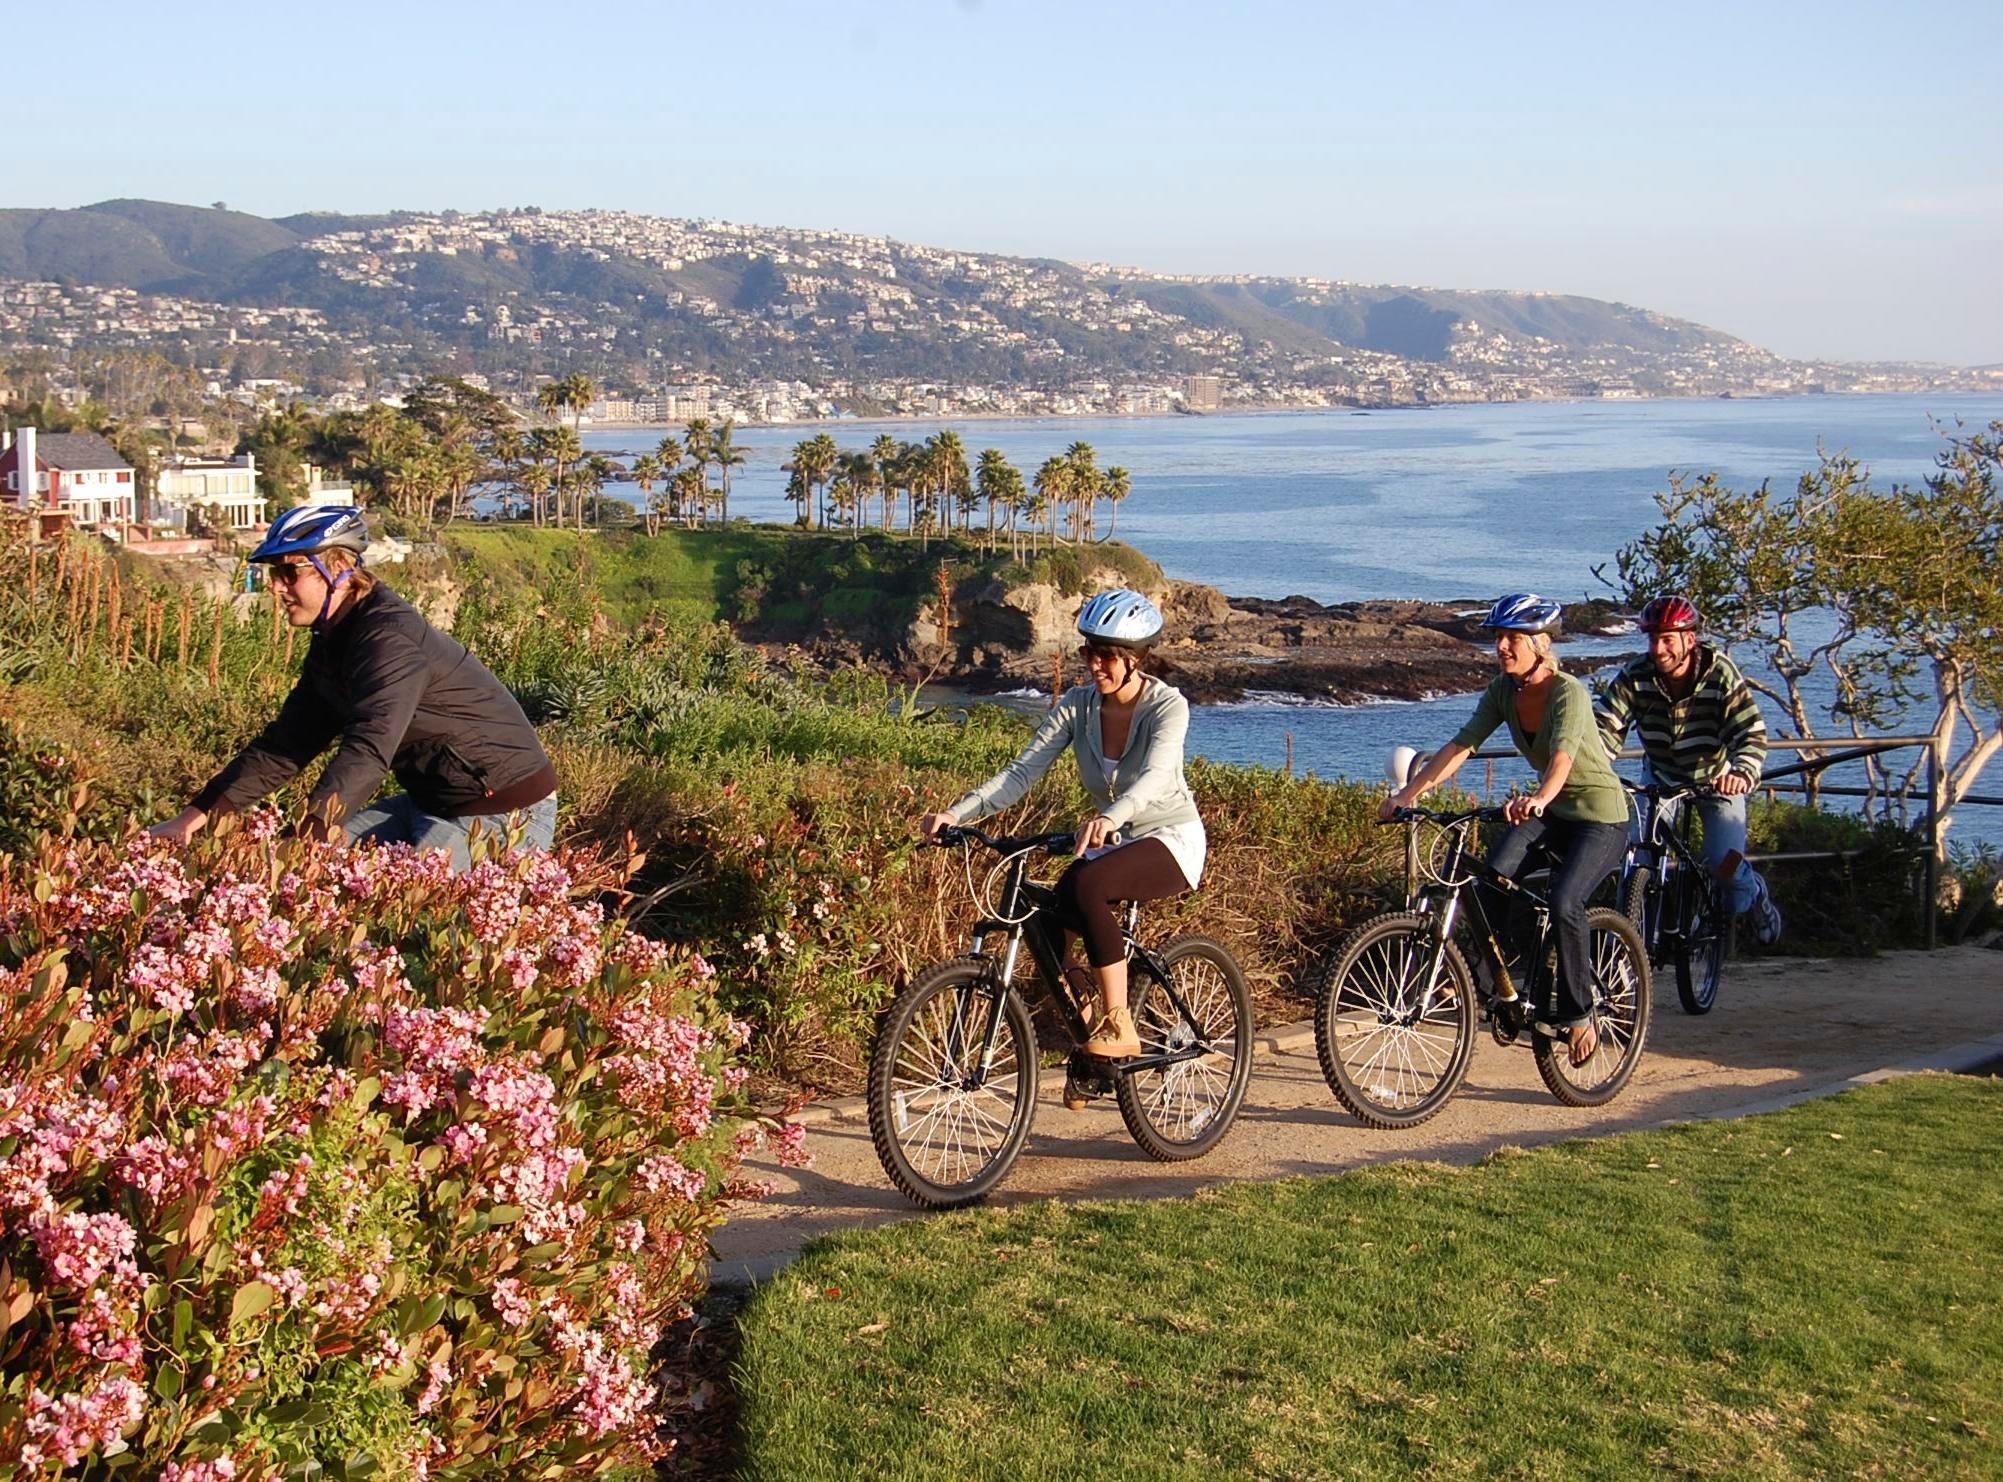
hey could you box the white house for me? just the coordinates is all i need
[156,453,267,531]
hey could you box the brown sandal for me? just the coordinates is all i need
[1566,1020,1600,1068]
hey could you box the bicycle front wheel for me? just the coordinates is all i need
[1674,873,1728,1015]
[1116,935,1253,1161]
[866,956,1038,1209]
[1312,911,1476,1130]
[1534,907,1652,1107]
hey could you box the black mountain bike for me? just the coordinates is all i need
[1619,780,1732,1016]
[866,825,1254,1209]
[1312,805,1652,1130]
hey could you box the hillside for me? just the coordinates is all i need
[0,198,1777,395]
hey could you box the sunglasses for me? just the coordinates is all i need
[1078,644,1128,665]
[267,561,318,588]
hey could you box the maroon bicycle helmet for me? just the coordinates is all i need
[1638,595,1701,634]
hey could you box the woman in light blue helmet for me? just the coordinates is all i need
[919,588,1204,1065]
[1381,593,1631,1066]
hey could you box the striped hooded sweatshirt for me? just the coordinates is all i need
[1594,644,1768,788]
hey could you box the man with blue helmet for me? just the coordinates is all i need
[150,504,557,868]
[1381,593,1631,1066]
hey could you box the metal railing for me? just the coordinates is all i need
[1455,733,1996,951]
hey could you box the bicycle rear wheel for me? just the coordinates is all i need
[1674,872,1728,1015]
[1116,935,1253,1161]
[1533,907,1651,1107]
[866,956,1038,1209]
[1312,912,1476,1130]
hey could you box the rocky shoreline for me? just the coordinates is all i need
[778,566,1632,706]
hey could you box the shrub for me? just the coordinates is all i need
[0,817,793,1478]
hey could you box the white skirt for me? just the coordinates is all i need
[1084,819,1208,891]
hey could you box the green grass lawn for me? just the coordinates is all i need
[734,1075,2003,1480]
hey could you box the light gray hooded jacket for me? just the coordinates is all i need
[946,677,1206,885]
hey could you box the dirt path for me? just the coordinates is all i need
[712,946,2002,1285]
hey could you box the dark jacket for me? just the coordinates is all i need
[194,584,555,822]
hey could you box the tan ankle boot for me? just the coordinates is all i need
[1085,1005,1141,1059]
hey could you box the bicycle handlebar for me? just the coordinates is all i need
[1619,778,1725,803]
[929,824,1078,856]
[1380,804,1508,828]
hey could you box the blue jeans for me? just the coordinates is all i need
[1637,766,1762,914]
[344,793,558,873]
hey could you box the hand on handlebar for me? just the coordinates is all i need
[1712,769,1754,798]
[917,811,958,843]
[1502,794,1547,826]
[1075,815,1117,852]
[1377,787,1417,824]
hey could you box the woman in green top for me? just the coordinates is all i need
[1379,594,1631,1065]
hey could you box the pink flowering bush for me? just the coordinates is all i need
[0,815,792,1479]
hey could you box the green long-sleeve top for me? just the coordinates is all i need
[1450,670,1630,826]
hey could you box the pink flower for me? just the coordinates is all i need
[636,1154,707,1202]
[32,1210,137,1292]
[491,1277,533,1328]
[774,1121,812,1169]
[20,1375,146,1468]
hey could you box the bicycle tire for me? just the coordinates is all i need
[1674,872,1728,1015]
[1622,865,1653,944]
[1312,911,1476,1130]
[1533,907,1651,1107]
[866,956,1038,1209]
[1115,935,1253,1161]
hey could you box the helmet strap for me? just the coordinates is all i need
[308,553,354,632]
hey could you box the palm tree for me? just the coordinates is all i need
[1099,465,1132,542]
[673,465,707,527]
[928,430,971,533]
[631,453,663,535]
[1034,456,1070,547]
[870,433,900,531]
[976,448,1015,553]
[834,450,877,541]
[710,418,746,525]
[527,425,581,528]
[1065,441,1100,542]
[573,452,616,526]
[683,417,714,525]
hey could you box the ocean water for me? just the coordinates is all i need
[582,394,2003,849]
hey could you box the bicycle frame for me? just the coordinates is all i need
[1402,809,1558,1025]
[1620,784,1714,959]
[942,830,1225,1082]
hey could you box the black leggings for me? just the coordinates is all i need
[1054,837,1190,968]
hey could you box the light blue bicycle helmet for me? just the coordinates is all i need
[1479,592,1564,634]
[1076,588,1163,650]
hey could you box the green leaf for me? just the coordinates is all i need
[487,1204,524,1226]
[153,1364,183,1400]
[352,1075,382,1109]
[403,1293,447,1335]
[172,1299,193,1346]
[417,1145,445,1173]
[230,1280,276,1327]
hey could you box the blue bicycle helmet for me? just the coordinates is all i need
[248,504,370,565]
[1076,588,1163,649]
[1479,593,1564,634]
[249,505,371,630]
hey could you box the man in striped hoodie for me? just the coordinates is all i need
[1595,596,1783,945]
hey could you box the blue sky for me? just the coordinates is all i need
[14,0,2001,364]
